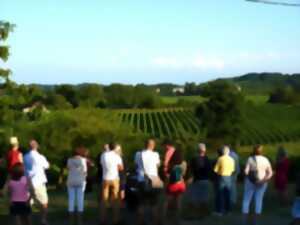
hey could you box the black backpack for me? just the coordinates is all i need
[248,156,259,184]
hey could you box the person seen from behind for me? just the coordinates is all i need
[23,140,50,225]
[275,146,290,206]
[115,145,127,204]
[134,138,163,225]
[162,139,176,180]
[100,143,124,225]
[187,143,211,216]
[66,147,87,225]
[7,137,23,175]
[229,147,240,207]
[213,145,235,216]
[165,147,187,225]
[242,145,273,225]
[2,163,32,225]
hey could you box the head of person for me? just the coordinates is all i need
[73,146,87,157]
[162,139,174,151]
[11,163,25,181]
[29,139,39,151]
[104,144,110,152]
[145,138,156,151]
[253,144,263,156]
[109,142,117,152]
[222,145,231,156]
[114,144,123,156]
[276,146,287,162]
[10,137,19,148]
[198,143,206,156]
[169,147,184,167]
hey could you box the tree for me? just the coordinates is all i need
[0,21,15,83]
[54,85,78,107]
[196,80,245,145]
[269,86,300,104]
[77,84,105,108]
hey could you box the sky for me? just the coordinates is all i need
[1,0,300,84]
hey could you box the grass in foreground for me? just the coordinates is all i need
[0,183,294,225]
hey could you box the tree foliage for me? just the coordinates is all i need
[196,80,245,144]
[269,86,300,104]
[0,21,15,82]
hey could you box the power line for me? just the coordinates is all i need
[246,0,300,7]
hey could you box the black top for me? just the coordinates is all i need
[190,155,211,181]
[296,174,300,197]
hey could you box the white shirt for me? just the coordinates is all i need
[135,149,160,182]
[67,156,87,186]
[24,150,50,187]
[245,155,273,181]
[101,151,123,181]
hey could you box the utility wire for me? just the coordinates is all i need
[246,0,300,7]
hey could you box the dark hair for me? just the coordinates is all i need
[276,146,287,163]
[109,142,117,151]
[11,163,25,181]
[253,145,263,156]
[73,146,87,157]
[169,148,184,169]
[162,138,174,146]
[217,147,224,156]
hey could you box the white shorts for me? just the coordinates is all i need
[32,184,48,205]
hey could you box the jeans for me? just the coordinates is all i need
[242,179,267,214]
[216,176,232,214]
[292,198,300,219]
[231,174,238,205]
[68,183,86,213]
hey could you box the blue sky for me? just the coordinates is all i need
[1,0,300,84]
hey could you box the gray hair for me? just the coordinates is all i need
[198,143,206,152]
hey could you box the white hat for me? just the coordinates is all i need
[10,137,19,146]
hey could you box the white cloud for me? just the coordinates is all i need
[151,55,225,70]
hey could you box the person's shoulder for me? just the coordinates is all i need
[261,156,271,164]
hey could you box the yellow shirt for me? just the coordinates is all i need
[214,155,235,176]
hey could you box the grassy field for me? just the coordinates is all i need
[161,95,269,106]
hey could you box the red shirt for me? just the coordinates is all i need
[275,157,290,191]
[164,147,175,176]
[6,149,22,173]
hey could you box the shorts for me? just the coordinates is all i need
[32,184,48,205]
[10,202,31,216]
[167,182,186,197]
[102,180,120,202]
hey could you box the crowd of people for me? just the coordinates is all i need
[0,137,300,225]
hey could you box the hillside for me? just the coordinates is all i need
[222,72,300,95]
[27,72,300,96]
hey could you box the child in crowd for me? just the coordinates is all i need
[6,163,32,225]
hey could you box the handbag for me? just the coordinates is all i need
[248,156,260,184]
[140,152,163,191]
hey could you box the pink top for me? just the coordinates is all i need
[8,176,30,202]
[164,147,175,176]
